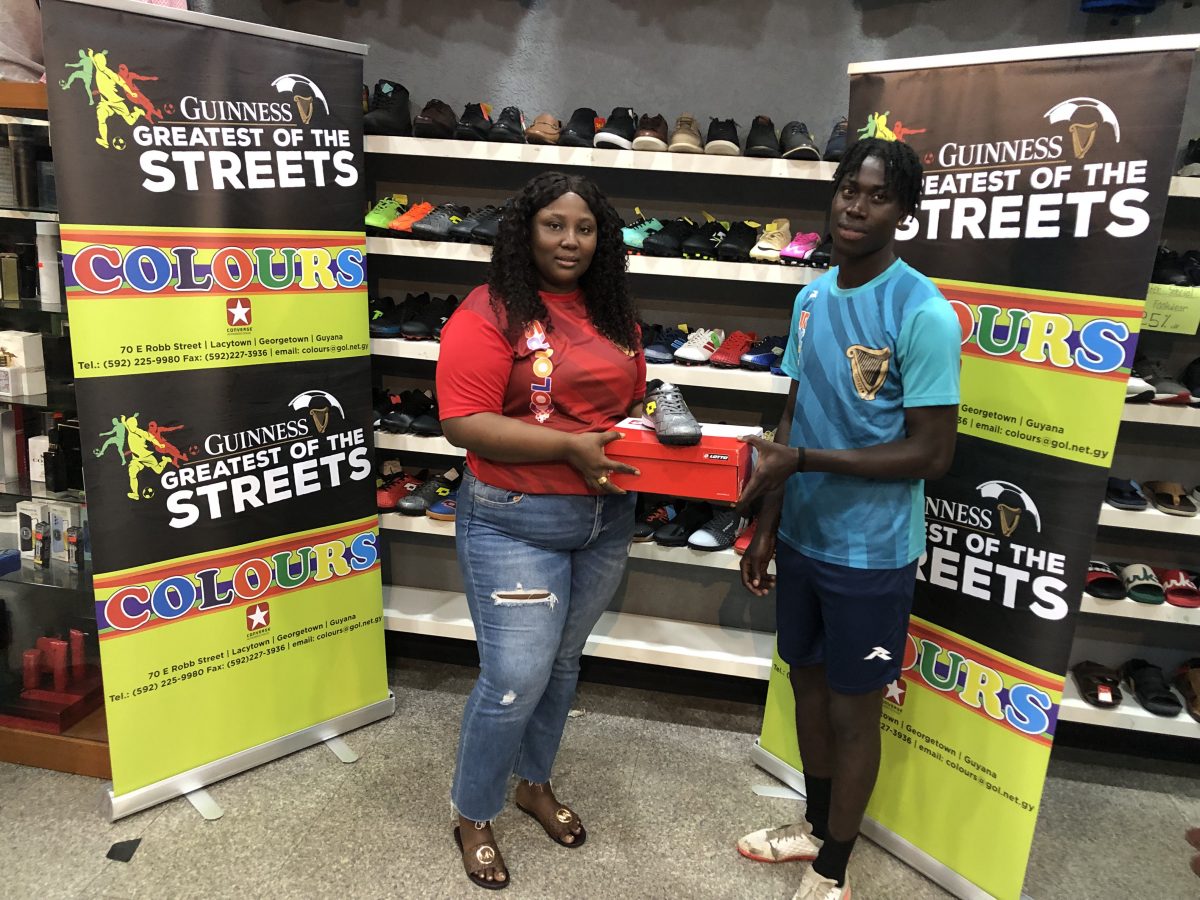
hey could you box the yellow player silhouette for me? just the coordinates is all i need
[89,50,144,148]
[122,414,169,499]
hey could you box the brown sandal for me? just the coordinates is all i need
[515,799,587,848]
[454,824,509,890]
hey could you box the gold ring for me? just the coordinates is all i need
[597,475,608,486]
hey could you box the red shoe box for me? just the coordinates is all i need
[606,418,761,503]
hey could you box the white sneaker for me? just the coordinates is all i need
[674,328,724,365]
[1126,369,1154,403]
[736,821,822,863]
[793,867,851,900]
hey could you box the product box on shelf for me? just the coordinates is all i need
[0,331,45,370]
[606,418,761,503]
[0,408,17,480]
[16,500,48,560]
[49,503,79,562]
[27,433,48,482]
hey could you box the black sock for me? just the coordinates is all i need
[813,834,857,887]
[803,775,831,841]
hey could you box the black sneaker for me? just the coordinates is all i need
[634,500,679,541]
[434,296,461,340]
[455,102,493,140]
[450,205,501,242]
[1152,246,1191,286]
[682,220,729,260]
[363,80,412,136]
[471,204,506,244]
[823,117,849,161]
[780,122,822,160]
[715,222,759,262]
[409,395,443,436]
[412,99,457,139]
[410,204,470,241]
[642,217,699,258]
[396,468,461,516]
[368,294,394,330]
[704,118,741,156]
[380,389,434,434]
[745,115,780,158]
[401,294,459,341]
[595,107,637,150]
[654,501,714,546]
[373,292,429,339]
[372,388,402,427]
[489,106,527,143]
[808,236,832,268]
[1177,137,1200,175]
[687,507,745,551]
[559,107,599,148]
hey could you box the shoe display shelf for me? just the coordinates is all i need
[1169,176,1200,200]
[1120,404,1200,428]
[366,140,808,681]
[0,88,108,778]
[1058,676,1197,739]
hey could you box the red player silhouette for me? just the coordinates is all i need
[892,121,927,143]
[147,421,188,467]
[117,64,163,124]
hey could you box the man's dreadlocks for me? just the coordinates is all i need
[832,137,924,215]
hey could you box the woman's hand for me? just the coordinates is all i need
[564,431,640,494]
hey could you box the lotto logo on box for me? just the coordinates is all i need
[227,297,252,327]
[246,602,270,631]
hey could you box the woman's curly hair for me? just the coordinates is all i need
[488,171,638,351]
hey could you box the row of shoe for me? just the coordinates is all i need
[365,197,503,244]
[1178,137,1199,177]
[1085,561,1200,608]
[376,463,460,518]
[1072,658,1199,721]
[642,325,785,374]
[374,389,443,437]
[1151,246,1200,287]
[1106,477,1200,517]
[370,293,459,340]
[1126,355,1200,404]
[623,214,830,267]
[361,82,849,161]
[634,496,748,551]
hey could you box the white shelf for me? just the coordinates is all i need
[0,208,58,222]
[382,585,774,680]
[1169,176,1200,199]
[375,432,464,457]
[379,511,750,571]
[370,336,791,394]
[1079,594,1200,626]
[1097,505,1200,536]
[365,135,837,183]
[365,236,817,286]
[1059,675,1198,738]
[0,114,49,127]
[1120,404,1200,428]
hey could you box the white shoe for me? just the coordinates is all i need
[674,328,724,364]
[793,867,851,900]
[736,821,822,863]
[1126,370,1154,403]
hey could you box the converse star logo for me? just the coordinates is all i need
[226,297,252,326]
[863,646,892,661]
[884,679,906,705]
[246,603,270,631]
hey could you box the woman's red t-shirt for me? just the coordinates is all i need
[437,285,645,495]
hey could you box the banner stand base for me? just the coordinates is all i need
[184,788,223,821]
[102,692,395,821]
[751,739,1033,900]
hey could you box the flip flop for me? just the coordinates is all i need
[1070,660,1123,709]
[1173,659,1200,724]
[453,825,510,891]
[1121,659,1183,717]
[1084,561,1127,600]
[1120,563,1165,604]
[1154,569,1200,608]
[1141,481,1198,517]
[1104,477,1147,511]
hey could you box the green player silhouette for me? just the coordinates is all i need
[59,49,105,106]
[94,414,135,465]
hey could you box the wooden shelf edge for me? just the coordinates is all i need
[0,82,49,112]
[0,709,111,779]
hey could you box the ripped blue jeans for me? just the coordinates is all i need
[451,470,636,822]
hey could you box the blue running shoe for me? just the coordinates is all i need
[740,335,786,371]
[644,324,690,365]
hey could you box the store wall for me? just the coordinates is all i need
[197,0,1200,161]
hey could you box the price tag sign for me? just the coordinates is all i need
[1144,283,1200,335]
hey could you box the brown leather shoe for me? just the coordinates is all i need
[525,114,561,145]
[632,113,668,151]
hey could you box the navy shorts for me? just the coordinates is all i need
[775,541,917,694]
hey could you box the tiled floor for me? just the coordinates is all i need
[2,658,1197,899]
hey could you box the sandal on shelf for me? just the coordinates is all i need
[1141,481,1198,517]
[1084,561,1126,600]
[454,825,509,891]
[1156,569,1200,608]
[1121,659,1183,717]
[1070,660,1122,709]
[515,790,588,849]
[1173,659,1200,724]
[1120,564,1165,605]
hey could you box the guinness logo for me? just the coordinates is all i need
[309,402,330,434]
[846,345,891,401]
[997,503,1022,537]
[1068,122,1097,160]
[294,94,314,125]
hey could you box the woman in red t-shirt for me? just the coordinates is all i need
[437,172,645,890]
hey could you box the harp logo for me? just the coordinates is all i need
[846,344,891,401]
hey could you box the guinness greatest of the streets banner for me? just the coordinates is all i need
[755,40,1196,899]
[42,0,391,814]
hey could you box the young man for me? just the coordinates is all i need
[734,137,961,900]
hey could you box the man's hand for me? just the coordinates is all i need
[740,527,777,596]
[736,435,801,516]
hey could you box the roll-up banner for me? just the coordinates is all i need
[754,36,1198,900]
[42,0,392,819]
